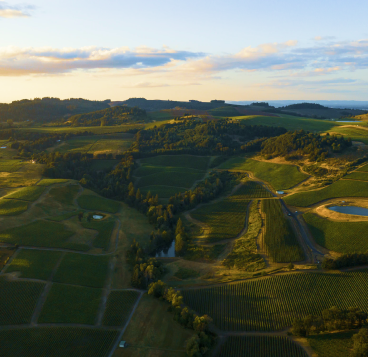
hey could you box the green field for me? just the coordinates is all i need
[0,159,25,172]
[219,158,308,190]
[138,185,187,198]
[307,331,354,357]
[82,219,116,250]
[182,270,368,331]
[139,155,211,170]
[53,253,109,288]
[218,336,308,357]
[284,180,368,207]
[234,115,343,132]
[39,284,102,324]
[4,186,45,201]
[262,199,304,262]
[113,294,194,357]
[77,192,121,213]
[6,249,62,280]
[356,163,368,172]
[47,211,78,222]
[328,125,368,144]
[0,327,119,357]
[304,213,368,253]
[49,184,80,205]
[103,290,140,326]
[236,181,273,198]
[344,171,368,181]
[37,179,70,186]
[0,279,45,325]
[191,190,251,243]
[0,198,28,215]
[0,220,88,251]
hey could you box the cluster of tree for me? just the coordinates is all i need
[148,280,215,357]
[322,253,368,270]
[0,97,110,123]
[126,240,166,289]
[131,119,287,156]
[292,306,367,336]
[282,103,329,110]
[67,106,147,126]
[261,130,352,160]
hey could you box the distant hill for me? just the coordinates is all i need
[0,98,111,123]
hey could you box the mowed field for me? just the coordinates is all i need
[219,158,308,190]
[217,336,308,357]
[135,155,210,198]
[182,270,368,331]
[303,212,368,253]
[0,327,118,357]
[284,180,368,207]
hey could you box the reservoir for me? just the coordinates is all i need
[336,120,360,123]
[328,205,368,216]
[155,240,176,258]
[93,214,104,220]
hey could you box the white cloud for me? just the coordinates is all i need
[0,2,35,18]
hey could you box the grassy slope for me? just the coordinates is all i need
[0,199,28,215]
[49,184,80,206]
[344,171,368,181]
[304,212,368,253]
[328,126,368,144]
[0,159,25,172]
[284,180,368,207]
[113,295,194,357]
[219,157,308,190]
[6,250,62,280]
[39,284,102,324]
[82,219,116,250]
[308,331,354,357]
[4,186,45,201]
[77,191,120,213]
[37,179,70,186]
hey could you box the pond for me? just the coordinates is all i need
[336,120,361,123]
[93,214,104,220]
[155,240,176,258]
[328,205,368,216]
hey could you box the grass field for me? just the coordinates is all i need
[304,212,368,253]
[47,211,78,222]
[82,219,116,250]
[49,184,80,206]
[0,159,25,172]
[191,190,251,243]
[37,179,70,186]
[113,294,194,357]
[233,115,343,132]
[0,279,45,325]
[284,180,368,207]
[39,284,102,324]
[0,163,44,188]
[218,336,308,357]
[219,158,308,190]
[182,270,368,331]
[262,199,304,262]
[102,290,140,326]
[53,253,109,288]
[344,171,368,181]
[0,198,28,215]
[307,331,354,357]
[356,163,368,172]
[0,327,119,357]
[4,186,45,201]
[77,191,121,213]
[6,249,62,280]
[0,220,88,251]
[327,126,368,144]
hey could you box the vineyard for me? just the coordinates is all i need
[344,171,368,181]
[234,181,272,198]
[0,279,45,325]
[82,219,116,250]
[217,336,308,357]
[190,191,251,243]
[304,212,368,253]
[262,199,304,262]
[182,271,368,331]
[0,327,118,357]
[102,290,140,326]
[307,331,354,357]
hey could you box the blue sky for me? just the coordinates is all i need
[0,0,367,102]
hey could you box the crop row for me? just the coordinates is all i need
[182,271,368,331]
[235,181,272,198]
[217,336,308,357]
[262,199,304,262]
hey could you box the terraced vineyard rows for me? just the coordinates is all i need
[262,199,304,262]
[217,336,308,357]
[182,271,368,331]
[234,181,272,198]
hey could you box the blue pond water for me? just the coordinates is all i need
[328,206,368,216]
[155,240,176,258]
[336,120,360,123]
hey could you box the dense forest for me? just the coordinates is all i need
[66,106,147,126]
[0,97,110,123]
[261,130,352,160]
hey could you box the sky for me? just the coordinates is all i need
[0,0,368,103]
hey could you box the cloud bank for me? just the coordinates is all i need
[0,2,35,18]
